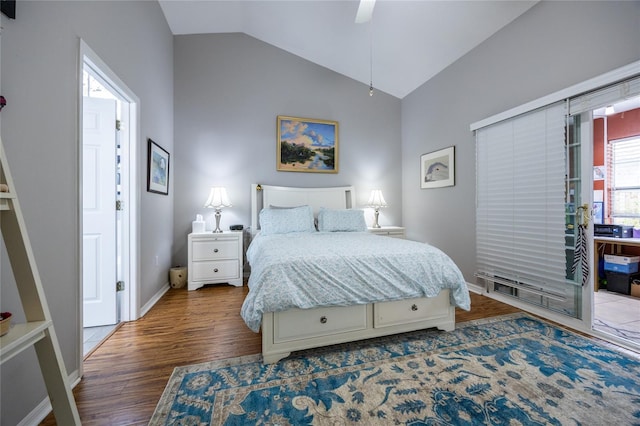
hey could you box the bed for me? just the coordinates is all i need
[243,184,470,363]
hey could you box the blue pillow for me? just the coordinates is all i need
[259,205,316,235]
[317,208,367,232]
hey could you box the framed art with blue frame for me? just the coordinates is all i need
[593,201,603,224]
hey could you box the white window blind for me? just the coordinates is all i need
[569,75,640,115]
[476,101,570,295]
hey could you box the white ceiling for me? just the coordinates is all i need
[159,0,538,99]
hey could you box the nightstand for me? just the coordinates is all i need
[368,226,406,239]
[187,231,243,290]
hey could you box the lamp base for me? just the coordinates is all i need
[213,209,223,233]
[372,209,381,228]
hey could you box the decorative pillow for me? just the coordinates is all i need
[259,205,316,235]
[317,208,367,232]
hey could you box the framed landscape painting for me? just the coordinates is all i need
[421,146,455,189]
[277,116,339,173]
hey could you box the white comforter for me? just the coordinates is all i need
[241,232,470,332]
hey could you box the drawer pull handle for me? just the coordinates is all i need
[213,268,219,273]
[320,316,327,324]
[411,304,418,311]
[213,248,219,253]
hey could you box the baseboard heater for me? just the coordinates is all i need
[475,272,567,302]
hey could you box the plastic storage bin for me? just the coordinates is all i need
[604,254,640,264]
[606,271,640,295]
[604,262,639,274]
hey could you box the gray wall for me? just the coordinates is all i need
[401,1,640,281]
[0,1,173,424]
[172,33,402,265]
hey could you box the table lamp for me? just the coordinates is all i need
[367,189,387,228]
[204,186,232,233]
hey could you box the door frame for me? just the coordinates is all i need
[78,40,141,366]
[581,102,640,352]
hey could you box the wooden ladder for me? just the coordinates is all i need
[0,139,81,424]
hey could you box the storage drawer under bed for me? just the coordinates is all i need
[374,290,450,328]
[273,304,368,343]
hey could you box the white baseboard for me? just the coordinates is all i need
[17,397,51,426]
[17,369,81,426]
[466,282,483,295]
[140,282,170,317]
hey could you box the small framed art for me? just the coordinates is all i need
[593,165,605,181]
[277,115,338,173]
[593,201,603,224]
[421,146,455,189]
[147,138,170,195]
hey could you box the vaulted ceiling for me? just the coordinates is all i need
[159,1,538,99]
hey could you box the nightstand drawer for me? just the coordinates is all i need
[192,239,239,261]
[191,260,240,281]
[368,226,406,239]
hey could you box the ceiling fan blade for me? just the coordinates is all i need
[355,0,376,23]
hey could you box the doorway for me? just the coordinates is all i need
[590,95,640,347]
[79,40,140,359]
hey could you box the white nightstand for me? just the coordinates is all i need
[187,231,243,290]
[368,226,406,239]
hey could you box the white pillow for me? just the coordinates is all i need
[317,208,367,232]
[259,205,316,235]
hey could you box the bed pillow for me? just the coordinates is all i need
[259,205,316,235]
[317,208,367,232]
[269,204,320,230]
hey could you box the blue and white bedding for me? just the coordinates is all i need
[241,232,470,332]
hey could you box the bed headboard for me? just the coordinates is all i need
[251,184,356,234]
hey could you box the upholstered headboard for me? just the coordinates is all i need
[250,184,356,234]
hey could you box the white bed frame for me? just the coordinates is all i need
[250,184,455,363]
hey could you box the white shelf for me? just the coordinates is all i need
[0,192,13,210]
[0,320,52,364]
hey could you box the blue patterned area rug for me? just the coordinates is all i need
[150,313,640,425]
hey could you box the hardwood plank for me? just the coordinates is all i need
[40,287,518,425]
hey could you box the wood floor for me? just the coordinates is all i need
[41,286,520,425]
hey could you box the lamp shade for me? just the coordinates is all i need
[204,187,232,209]
[367,189,387,208]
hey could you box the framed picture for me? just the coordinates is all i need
[147,138,170,195]
[277,115,338,173]
[593,201,604,224]
[421,146,455,189]
[593,165,605,181]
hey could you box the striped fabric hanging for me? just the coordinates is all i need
[572,224,589,287]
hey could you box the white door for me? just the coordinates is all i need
[83,97,117,327]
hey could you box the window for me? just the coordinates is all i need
[610,137,640,227]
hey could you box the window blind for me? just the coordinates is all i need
[569,75,640,115]
[476,101,571,295]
